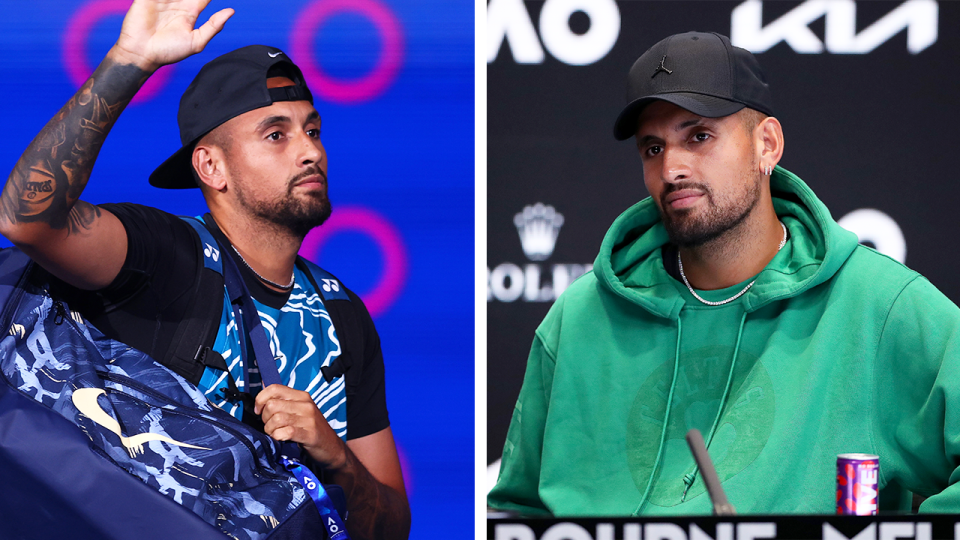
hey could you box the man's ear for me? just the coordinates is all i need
[756,116,785,172]
[193,144,228,191]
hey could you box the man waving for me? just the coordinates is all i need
[1,1,410,538]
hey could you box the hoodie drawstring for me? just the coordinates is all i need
[633,317,683,516]
[680,311,748,502]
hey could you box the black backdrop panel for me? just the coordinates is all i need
[487,0,960,465]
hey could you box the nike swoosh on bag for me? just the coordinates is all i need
[72,388,210,457]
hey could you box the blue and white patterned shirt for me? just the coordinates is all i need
[196,265,348,441]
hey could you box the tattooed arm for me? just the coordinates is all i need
[0,0,232,290]
[0,56,146,290]
[340,428,412,540]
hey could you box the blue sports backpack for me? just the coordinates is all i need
[0,219,350,540]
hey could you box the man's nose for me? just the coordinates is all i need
[297,132,323,166]
[661,147,691,183]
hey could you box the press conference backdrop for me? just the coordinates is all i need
[487,0,957,480]
[0,1,473,536]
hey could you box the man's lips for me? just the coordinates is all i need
[663,189,704,209]
[294,172,326,189]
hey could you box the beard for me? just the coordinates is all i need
[235,167,332,239]
[659,171,762,248]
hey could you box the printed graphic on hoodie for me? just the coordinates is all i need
[627,345,775,506]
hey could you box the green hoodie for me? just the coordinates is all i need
[488,167,960,516]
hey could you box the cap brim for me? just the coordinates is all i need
[149,142,199,189]
[613,93,746,140]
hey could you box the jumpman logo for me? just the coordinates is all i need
[652,55,673,78]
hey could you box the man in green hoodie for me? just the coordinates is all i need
[488,31,960,516]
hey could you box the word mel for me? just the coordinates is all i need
[494,522,948,540]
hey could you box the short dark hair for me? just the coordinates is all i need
[740,108,768,134]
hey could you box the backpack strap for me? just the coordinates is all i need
[295,257,358,384]
[160,216,228,384]
[181,216,224,275]
[157,217,360,392]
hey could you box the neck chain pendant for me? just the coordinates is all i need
[232,246,295,291]
[678,221,788,306]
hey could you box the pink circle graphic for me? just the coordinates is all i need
[290,0,405,103]
[63,0,174,104]
[299,206,407,317]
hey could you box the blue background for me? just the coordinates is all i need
[0,1,474,537]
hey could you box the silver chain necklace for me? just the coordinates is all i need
[678,221,788,306]
[232,246,295,291]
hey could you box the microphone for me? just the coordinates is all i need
[685,429,737,516]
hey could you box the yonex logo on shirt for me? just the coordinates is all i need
[321,279,340,293]
[204,243,220,262]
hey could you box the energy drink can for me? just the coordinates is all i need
[836,454,879,515]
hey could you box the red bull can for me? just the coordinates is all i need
[836,454,879,515]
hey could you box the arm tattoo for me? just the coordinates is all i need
[1,58,148,233]
[337,449,412,540]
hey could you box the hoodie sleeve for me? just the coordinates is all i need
[872,275,960,511]
[487,332,557,517]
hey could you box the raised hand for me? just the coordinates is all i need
[0,1,234,289]
[114,0,234,71]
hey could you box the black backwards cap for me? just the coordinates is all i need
[613,32,774,141]
[149,45,314,189]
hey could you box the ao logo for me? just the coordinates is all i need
[732,0,938,54]
[487,0,620,65]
